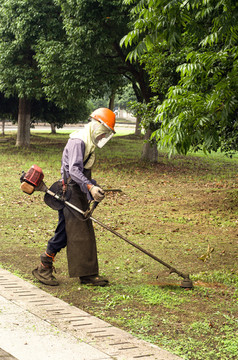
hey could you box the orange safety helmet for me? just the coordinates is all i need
[90,108,116,133]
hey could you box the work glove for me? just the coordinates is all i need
[89,185,105,202]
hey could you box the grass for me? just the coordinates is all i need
[0,128,238,359]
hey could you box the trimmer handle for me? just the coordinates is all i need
[83,201,99,219]
[91,201,99,212]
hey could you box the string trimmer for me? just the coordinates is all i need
[20,164,194,289]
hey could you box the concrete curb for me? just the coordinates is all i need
[0,268,182,360]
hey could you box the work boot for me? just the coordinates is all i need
[80,275,109,287]
[32,252,59,286]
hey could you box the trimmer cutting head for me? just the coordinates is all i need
[180,276,194,289]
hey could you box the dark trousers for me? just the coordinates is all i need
[47,209,67,255]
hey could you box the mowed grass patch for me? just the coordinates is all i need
[0,131,238,360]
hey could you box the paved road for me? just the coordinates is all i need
[4,123,136,133]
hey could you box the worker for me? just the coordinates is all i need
[32,108,116,286]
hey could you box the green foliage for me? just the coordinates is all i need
[52,0,131,100]
[55,0,153,105]
[35,40,90,110]
[121,0,189,59]
[115,83,137,110]
[0,0,64,99]
[122,0,238,155]
[141,43,185,99]
[155,0,238,155]
[129,98,159,135]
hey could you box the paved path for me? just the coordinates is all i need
[0,268,182,360]
[4,123,136,133]
[0,348,18,360]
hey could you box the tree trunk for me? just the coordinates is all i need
[141,129,158,163]
[135,115,141,136]
[50,123,56,134]
[108,92,115,111]
[1,120,5,136]
[16,97,31,147]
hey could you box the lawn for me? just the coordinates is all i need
[0,129,237,359]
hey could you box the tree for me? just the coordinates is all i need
[38,0,152,102]
[122,0,238,155]
[0,0,67,146]
[37,0,158,160]
[156,0,238,155]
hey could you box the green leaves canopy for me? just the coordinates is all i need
[36,0,131,106]
[51,0,153,104]
[122,0,238,155]
[0,0,64,100]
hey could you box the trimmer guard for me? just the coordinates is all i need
[44,181,71,210]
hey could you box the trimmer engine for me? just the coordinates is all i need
[20,164,44,194]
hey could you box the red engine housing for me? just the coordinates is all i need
[24,165,44,186]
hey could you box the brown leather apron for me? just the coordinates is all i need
[63,182,99,278]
